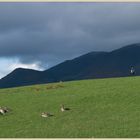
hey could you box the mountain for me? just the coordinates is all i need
[1,43,140,88]
[0,68,42,88]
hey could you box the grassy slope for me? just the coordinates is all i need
[0,76,140,138]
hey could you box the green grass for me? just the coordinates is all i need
[0,76,140,137]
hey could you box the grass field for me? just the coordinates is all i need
[0,76,140,138]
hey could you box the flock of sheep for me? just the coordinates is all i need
[0,104,70,117]
[0,83,70,117]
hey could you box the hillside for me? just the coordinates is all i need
[0,76,140,137]
[1,43,140,88]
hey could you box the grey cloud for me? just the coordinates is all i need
[0,3,140,69]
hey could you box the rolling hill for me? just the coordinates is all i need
[1,43,140,88]
[0,76,140,137]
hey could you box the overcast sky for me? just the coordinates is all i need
[0,2,140,78]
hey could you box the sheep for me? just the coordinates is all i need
[60,104,70,112]
[0,107,5,115]
[0,107,9,115]
[41,112,53,118]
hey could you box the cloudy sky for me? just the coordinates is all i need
[0,2,140,78]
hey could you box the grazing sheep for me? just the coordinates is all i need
[0,107,5,115]
[130,66,135,75]
[60,104,70,112]
[61,105,65,112]
[41,112,53,118]
[0,107,9,115]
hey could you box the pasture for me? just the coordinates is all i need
[0,76,140,137]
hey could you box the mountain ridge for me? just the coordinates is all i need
[0,43,140,88]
